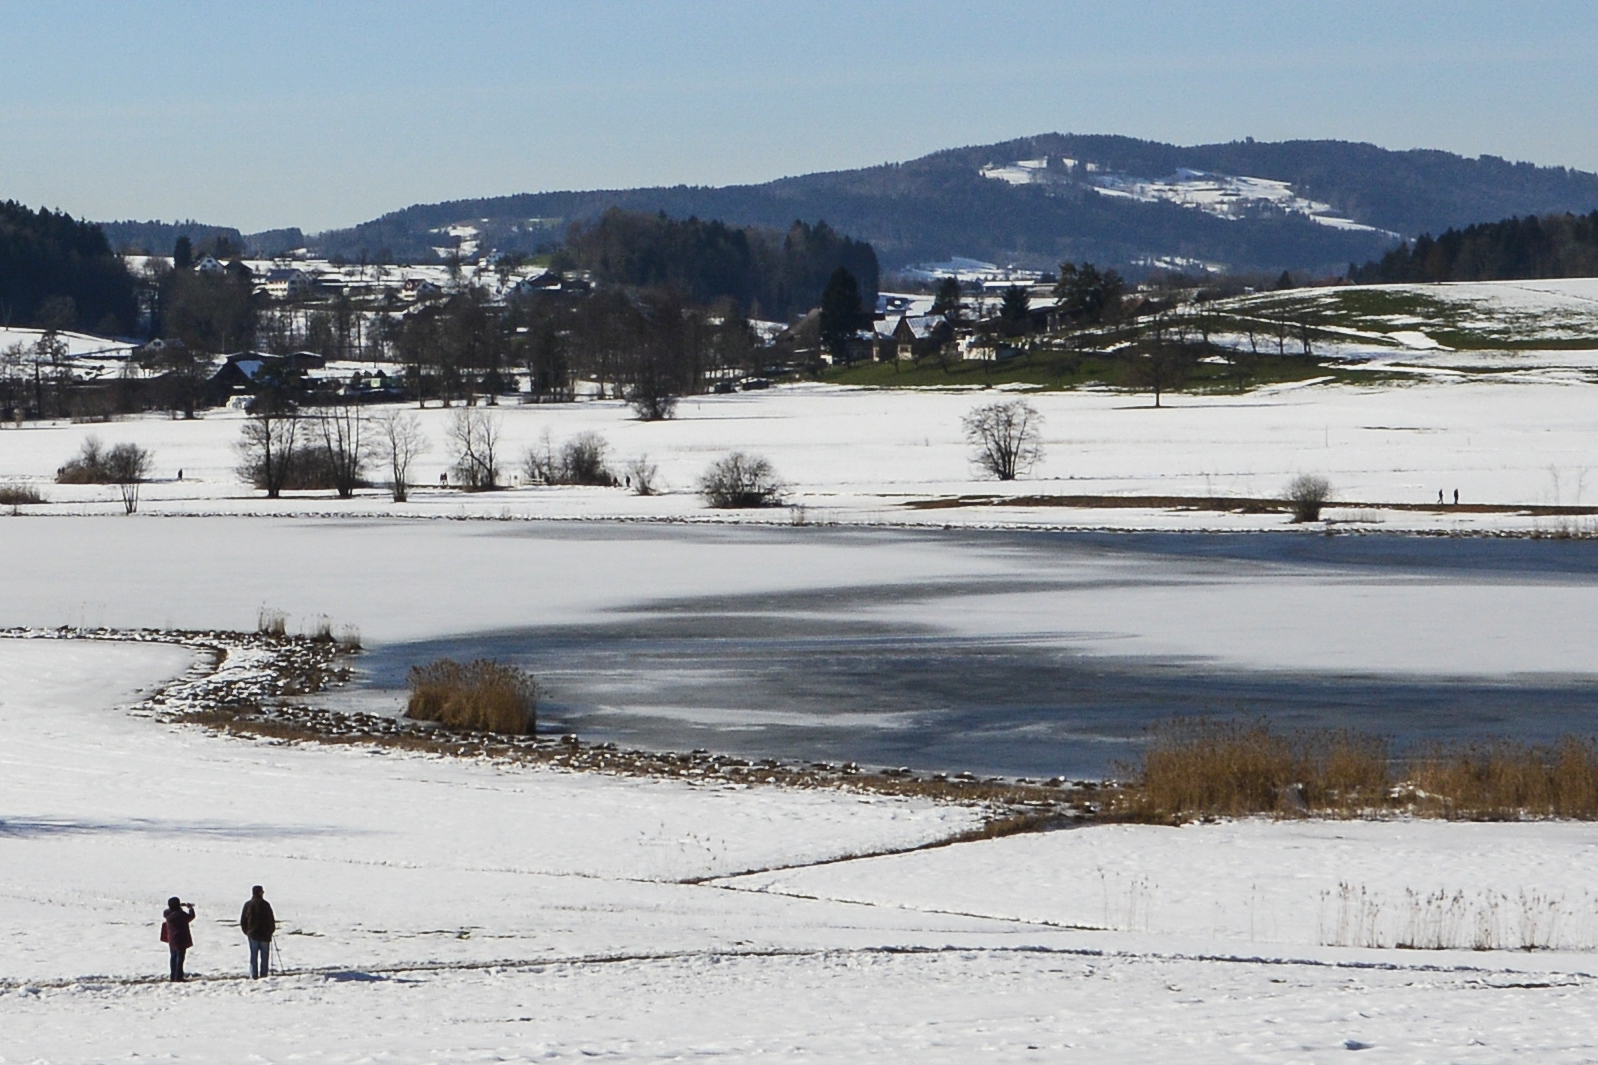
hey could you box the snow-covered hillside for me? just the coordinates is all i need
[980,154,1398,238]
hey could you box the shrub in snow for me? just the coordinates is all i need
[626,456,660,496]
[406,658,537,734]
[56,437,153,485]
[962,399,1043,480]
[698,452,784,508]
[1286,474,1333,522]
[57,437,153,512]
[523,431,617,486]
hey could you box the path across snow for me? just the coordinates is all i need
[8,639,1598,1063]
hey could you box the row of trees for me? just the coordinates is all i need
[1350,211,1598,283]
[238,402,428,501]
[550,210,879,321]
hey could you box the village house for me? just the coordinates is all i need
[262,268,312,299]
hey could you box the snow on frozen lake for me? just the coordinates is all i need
[9,639,1598,1063]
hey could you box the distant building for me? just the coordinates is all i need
[875,314,950,362]
[192,255,225,275]
[507,272,563,298]
[263,268,311,299]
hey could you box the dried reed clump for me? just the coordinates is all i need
[406,658,537,735]
[1405,737,1598,819]
[1119,718,1390,820]
[0,483,46,506]
[1119,718,1598,821]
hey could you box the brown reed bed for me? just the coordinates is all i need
[1109,718,1598,822]
[406,658,538,734]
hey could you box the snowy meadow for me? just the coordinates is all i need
[4,367,1598,1062]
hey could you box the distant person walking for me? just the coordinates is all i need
[240,885,276,978]
[162,897,195,982]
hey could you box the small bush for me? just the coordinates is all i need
[698,451,784,508]
[406,658,537,734]
[57,437,153,486]
[0,483,45,506]
[523,431,618,486]
[1286,473,1332,522]
[626,456,659,496]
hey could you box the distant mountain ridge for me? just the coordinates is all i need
[103,134,1598,275]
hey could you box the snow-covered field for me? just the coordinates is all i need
[9,638,1598,1063]
[3,375,1598,533]
[7,362,1598,1059]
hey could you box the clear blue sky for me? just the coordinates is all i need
[3,0,1595,233]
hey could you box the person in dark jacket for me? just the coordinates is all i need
[162,897,195,982]
[240,885,276,978]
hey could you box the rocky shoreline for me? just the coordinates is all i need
[2,627,1097,835]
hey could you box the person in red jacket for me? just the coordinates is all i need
[162,897,196,982]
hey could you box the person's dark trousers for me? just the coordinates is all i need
[249,938,270,978]
[170,948,186,982]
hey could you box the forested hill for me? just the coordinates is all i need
[0,202,136,334]
[1351,211,1598,283]
[297,135,1598,274]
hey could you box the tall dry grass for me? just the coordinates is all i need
[406,658,537,735]
[1123,719,1389,819]
[1406,737,1598,819]
[1117,719,1598,821]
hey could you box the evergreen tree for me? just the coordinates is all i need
[1054,261,1126,324]
[819,267,864,366]
[999,285,1031,335]
[930,277,964,323]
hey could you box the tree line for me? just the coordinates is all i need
[557,209,878,321]
[1350,211,1598,283]
[0,201,137,335]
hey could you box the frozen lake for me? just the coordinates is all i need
[352,528,1598,778]
[3,514,1594,777]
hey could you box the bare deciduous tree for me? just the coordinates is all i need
[448,407,501,490]
[104,442,153,514]
[962,400,1044,481]
[372,408,427,502]
[237,409,300,498]
[314,403,369,499]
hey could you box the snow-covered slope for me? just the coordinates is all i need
[979,155,1398,238]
